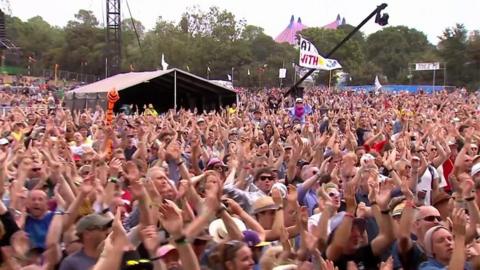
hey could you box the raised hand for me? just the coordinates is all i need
[158,200,184,238]
[166,141,182,162]
[140,225,160,256]
[271,188,283,206]
[344,181,357,214]
[108,158,123,178]
[223,197,243,216]
[451,207,467,236]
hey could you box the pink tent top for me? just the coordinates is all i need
[274,15,346,45]
[274,16,307,45]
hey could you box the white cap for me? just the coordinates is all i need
[412,156,421,161]
[360,153,375,165]
[471,163,480,176]
[0,138,8,145]
[295,98,303,103]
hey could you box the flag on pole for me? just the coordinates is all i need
[207,66,211,73]
[186,65,190,72]
[247,69,250,76]
[298,37,342,70]
[227,74,232,81]
[161,54,169,70]
[374,75,382,91]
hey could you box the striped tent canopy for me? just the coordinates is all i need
[323,14,346,29]
[274,15,307,45]
[274,15,347,45]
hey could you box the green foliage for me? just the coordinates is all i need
[4,7,479,89]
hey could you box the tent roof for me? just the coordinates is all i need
[274,15,307,45]
[71,68,235,95]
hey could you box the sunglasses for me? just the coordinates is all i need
[86,225,109,231]
[328,192,340,198]
[421,215,442,222]
[213,165,224,171]
[259,175,274,181]
[31,168,41,172]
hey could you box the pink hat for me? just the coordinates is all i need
[156,244,177,257]
[207,158,226,169]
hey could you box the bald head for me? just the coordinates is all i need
[27,190,49,219]
[414,206,442,239]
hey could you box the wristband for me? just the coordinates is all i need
[465,196,475,202]
[108,177,118,184]
[174,235,188,245]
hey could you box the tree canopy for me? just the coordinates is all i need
[4,7,480,89]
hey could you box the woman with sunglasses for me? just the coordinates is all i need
[208,240,255,270]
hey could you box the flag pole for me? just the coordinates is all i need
[328,70,332,92]
[174,69,177,110]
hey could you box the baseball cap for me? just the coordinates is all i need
[197,117,205,123]
[156,244,177,257]
[391,202,406,217]
[295,98,303,103]
[283,143,293,150]
[242,230,269,248]
[360,153,375,165]
[0,138,8,145]
[329,212,366,237]
[252,196,279,214]
[471,163,480,176]
[76,213,113,234]
[207,158,227,168]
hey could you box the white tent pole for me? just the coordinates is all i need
[174,70,177,110]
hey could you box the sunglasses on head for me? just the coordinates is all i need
[259,175,274,181]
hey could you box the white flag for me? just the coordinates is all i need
[186,65,190,72]
[161,54,169,70]
[227,74,232,81]
[298,37,341,70]
[374,75,382,91]
[247,69,250,76]
[324,59,342,70]
[207,66,211,73]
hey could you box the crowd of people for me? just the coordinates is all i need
[0,84,479,270]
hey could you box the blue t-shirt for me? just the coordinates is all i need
[419,258,472,270]
[24,211,55,249]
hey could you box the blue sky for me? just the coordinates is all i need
[8,0,479,44]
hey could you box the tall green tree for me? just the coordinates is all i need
[437,24,469,87]
[366,26,435,84]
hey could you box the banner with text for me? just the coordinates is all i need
[299,37,342,70]
[415,62,440,71]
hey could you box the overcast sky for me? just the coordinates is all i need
[8,0,479,44]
